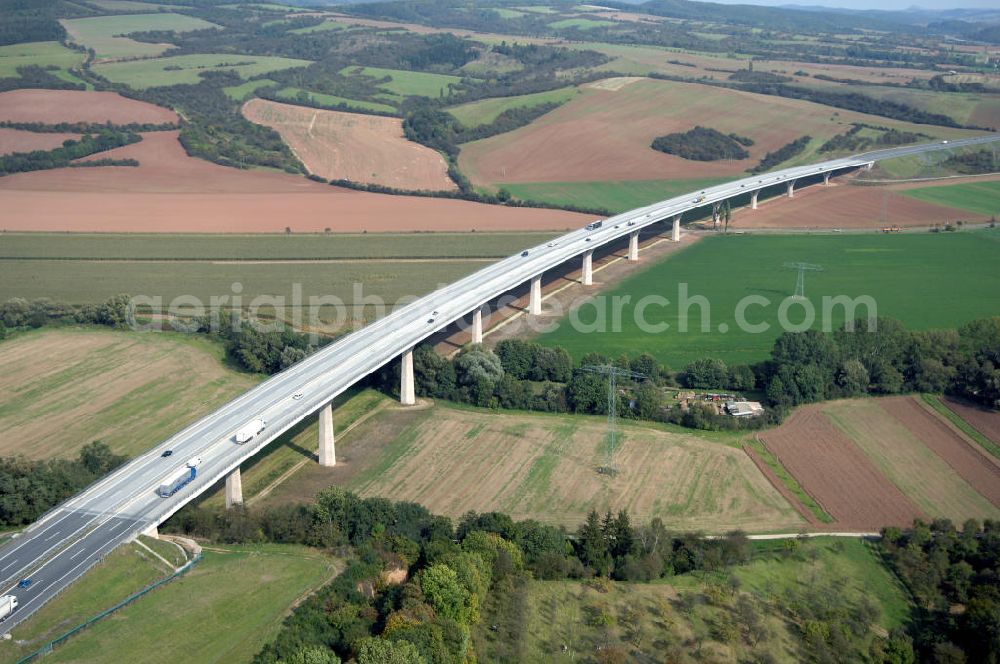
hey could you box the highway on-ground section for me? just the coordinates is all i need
[1,135,997,632]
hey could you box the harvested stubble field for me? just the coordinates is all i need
[458,77,973,188]
[761,397,1000,530]
[0,130,588,232]
[0,328,258,459]
[0,89,178,124]
[242,99,455,190]
[309,404,804,532]
[759,404,924,530]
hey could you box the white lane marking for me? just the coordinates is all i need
[70,548,87,560]
[0,560,17,573]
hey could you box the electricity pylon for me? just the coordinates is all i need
[783,262,824,298]
[579,364,648,476]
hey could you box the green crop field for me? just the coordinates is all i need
[290,19,348,34]
[547,18,615,30]
[339,65,463,97]
[0,231,555,260]
[481,537,908,663]
[538,231,1000,367]
[501,177,731,213]
[93,53,311,89]
[11,545,339,664]
[448,86,580,127]
[88,0,174,10]
[493,8,527,18]
[223,78,275,100]
[274,87,397,113]
[61,13,220,60]
[0,41,85,78]
[901,180,1000,216]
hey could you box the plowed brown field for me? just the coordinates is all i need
[242,99,455,191]
[0,131,587,232]
[0,127,78,155]
[881,397,1000,507]
[945,398,1000,446]
[0,89,178,124]
[730,180,986,230]
[458,77,971,187]
[760,405,924,529]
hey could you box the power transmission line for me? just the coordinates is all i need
[578,364,648,476]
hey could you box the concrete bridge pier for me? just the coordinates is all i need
[863,162,874,171]
[671,216,681,242]
[787,180,796,198]
[823,171,831,185]
[471,308,483,345]
[318,402,335,466]
[628,230,639,261]
[400,347,415,406]
[225,467,243,508]
[751,190,759,210]
[529,276,542,315]
[712,203,720,229]
[582,250,594,286]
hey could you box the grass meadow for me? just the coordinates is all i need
[0,41,85,78]
[93,53,311,89]
[339,66,463,98]
[4,544,339,664]
[447,85,580,126]
[61,13,219,60]
[901,180,1000,217]
[538,230,1000,367]
[500,177,731,213]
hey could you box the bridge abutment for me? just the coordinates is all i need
[318,402,336,466]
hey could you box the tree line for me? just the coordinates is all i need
[880,518,1000,664]
[0,128,140,176]
[818,123,929,154]
[0,442,126,526]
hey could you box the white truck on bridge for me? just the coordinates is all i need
[234,419,266,444]
[0,595,17,622]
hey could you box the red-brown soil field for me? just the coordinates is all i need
[0,127,79,155]
[880,397,1000,508]
[0,89,178,124]
[457,77,971,187]
[945,398,1000,446]
[0,131,587,232]
[242,98,455,191]
[760,405,924,529]
[729,180,986,230]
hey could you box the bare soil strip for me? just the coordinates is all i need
[944,397,1000,447]
[882,397,1000,507]
[743,443,820,527]
[760,405,924,529]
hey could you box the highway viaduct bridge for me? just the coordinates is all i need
[1,136,998,632]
